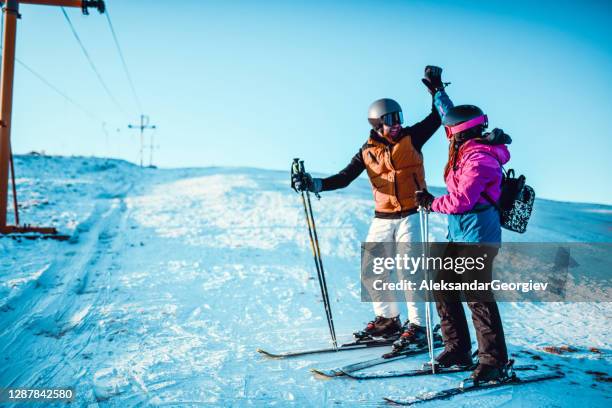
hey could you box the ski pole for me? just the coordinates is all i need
[293,159,338,350]
[301,160,338,350]
[304,188,338,350]
[419,207,436,373]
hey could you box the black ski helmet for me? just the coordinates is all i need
[368,98,403,129]
[442,105,488,139]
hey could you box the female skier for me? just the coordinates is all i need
[415,102,512,382]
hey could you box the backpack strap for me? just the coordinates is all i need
[482,191,502,213]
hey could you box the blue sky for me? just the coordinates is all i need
[8,0,612,204]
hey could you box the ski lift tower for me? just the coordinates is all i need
[0,0,105,239]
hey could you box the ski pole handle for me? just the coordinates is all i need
[299,160,321,199]
[292,158,302,178]
[292,157,300,170]
[291,158,302,193]
[418,205,430,214]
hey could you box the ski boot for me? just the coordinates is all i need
[353,316,402,341]
[389,322,427,353]
[435,349,474,368]
[469,360,513,385]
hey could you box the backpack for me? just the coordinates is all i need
[482,168,535,233]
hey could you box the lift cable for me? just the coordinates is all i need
[14,55,105,123]
[61,7,127,117]
[104,5,143,114]
[0,8,111,125]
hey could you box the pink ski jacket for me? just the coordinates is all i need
[431,139,510,214]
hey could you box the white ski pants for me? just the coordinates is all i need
[365,214,425,326]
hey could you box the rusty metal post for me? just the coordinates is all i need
[0,0,103,238]
[0,0,19,228]
[9,140,19,225]
[19,0,82,6]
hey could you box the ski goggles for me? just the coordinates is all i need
[380,111,404,127]
[444,115,488,139]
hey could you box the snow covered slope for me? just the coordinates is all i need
[0,154,610,407]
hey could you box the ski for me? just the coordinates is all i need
[345,362,539,380]
[256,337,395,359]
[311,339,443,378]
[383,371,564,405]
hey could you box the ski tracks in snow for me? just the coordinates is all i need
[0,179,134,403]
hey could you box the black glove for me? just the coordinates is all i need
[291,172,322,193]
[415,189,435,210]
[421,65,445,95]
[481,128,512,145]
